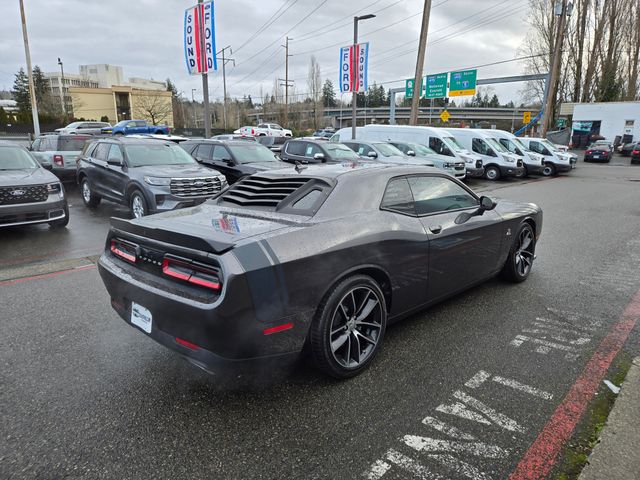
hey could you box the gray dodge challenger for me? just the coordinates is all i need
[98,162,542,378]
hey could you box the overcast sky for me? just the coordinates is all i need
[1,0,531,104]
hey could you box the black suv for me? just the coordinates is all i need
[77,137,226,218]
[181,139,288,184]
[280,139,361,164]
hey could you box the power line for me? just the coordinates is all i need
[234,0,300,54]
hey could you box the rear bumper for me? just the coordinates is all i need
[0,195,68,227]
[98,252,307,372]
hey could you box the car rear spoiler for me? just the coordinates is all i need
[110,217,235,254]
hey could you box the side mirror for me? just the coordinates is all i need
[313,152,325,161]
[367,151,378,158]
[107,157,122,166]
[407,150,416,156]
[223,158,235,165]
[479,196,497,211]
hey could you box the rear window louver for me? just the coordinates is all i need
[220,176,313,208]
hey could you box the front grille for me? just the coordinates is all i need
[170,177,221,198]
[0,185,48,205]
[454,162,465,170]
[517,159,523,167]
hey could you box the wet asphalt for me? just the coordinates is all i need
[1,155,640,479]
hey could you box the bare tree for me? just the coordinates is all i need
[307,55,323,129]
[133,92,173,125]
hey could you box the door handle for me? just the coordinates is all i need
[429,225,442,234]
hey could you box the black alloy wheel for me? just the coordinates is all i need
[309,275,387,378]
[502,223,536,283]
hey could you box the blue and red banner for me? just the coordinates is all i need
[184,2,217,75]
[339,42,369,93]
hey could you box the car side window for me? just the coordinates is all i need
[472,138,490,155]
[429,137,451,156]
[305,143,321,157]
[529,141,542,154]
[408,176,478,215]
[212,145,229,161]
[135,121,146,127]
[381,177,415,216]
[94,143,111,161]
[195,144,214,161]
[358,144,373,156]
[286,141,306,156]
[108,145,124,162]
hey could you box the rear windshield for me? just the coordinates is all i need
[228,144,279,164]
[0,146,40,170]
[125,144,197,167]
[59,137,91,151]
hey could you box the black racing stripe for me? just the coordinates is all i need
[234,243,272,270]
[259,240,280,265]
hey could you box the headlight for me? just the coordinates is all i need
[217,174,228,185]
[144,176,171,186]
[47,182,64,198]
[505,156,515,163]
[442,163,454,168]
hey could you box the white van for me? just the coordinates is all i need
[480,129,546,176]
[443,128,525,181]
[519,137,577,175]
[331,125,485,178]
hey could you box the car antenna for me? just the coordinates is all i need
[294,161,307,173]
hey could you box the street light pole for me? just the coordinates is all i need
[18,0,40,136]
[191,88,197,128]
[57,57,66,118]
[351,14,375,140]
[410,0,432,126]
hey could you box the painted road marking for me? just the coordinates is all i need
[0,264,96,287]
[364,370,553,479]
[464,371,553,401]
[509,310,598,361]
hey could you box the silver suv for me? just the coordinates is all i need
[30,134,92,180]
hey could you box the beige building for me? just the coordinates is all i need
[69,86,174,126]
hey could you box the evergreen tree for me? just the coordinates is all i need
[166,78,178,96]
[321,79,337,107]
[0,107,8,126]
[12,68,30,114]
[246,95,254,109]
[32,65,49,106]
[488,94,500,108]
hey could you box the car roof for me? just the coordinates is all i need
[255,161,441,181]
[93,137,175,146]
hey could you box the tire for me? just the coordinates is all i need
[485,166,501,181]
[309,275,387,379]
[542,163,556,176]
[515,166,528,178]
[49,204,69,229]
[501,223,536,283]
[129,190,149,219]
[80,178,101,208]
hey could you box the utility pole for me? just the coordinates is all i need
[19,0,40,136]
[191,88,198,128]
[198,0,211,137]
[216,45,235,131]
[541,0,571,136]
[352,15,376,139]
[279,37,293,125]
[410,0,432,126]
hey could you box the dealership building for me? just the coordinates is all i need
[562,101,640,147]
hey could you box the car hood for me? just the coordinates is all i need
[0,167,58,186]
[131,164,221,177]
[378,155,433,166]
[111,203,306,254]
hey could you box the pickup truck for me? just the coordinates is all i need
[102,120,170,136]
[234,123,292,137]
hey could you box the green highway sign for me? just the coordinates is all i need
[425,72,447,99]
[449,69,477,97]
[405,77,426,99]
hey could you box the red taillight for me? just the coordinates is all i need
[110,239,137,263]
[263,323,294,335]
[162,257,221,291]
[175,337,200,350]
[633,150,639,155]
[251,128,255,135]
[53,154,64,167]
[585,150,593,155]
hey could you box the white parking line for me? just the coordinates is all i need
[492,376,553,400]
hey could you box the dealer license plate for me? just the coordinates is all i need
[593,155,600,159]
[131,302,152,333]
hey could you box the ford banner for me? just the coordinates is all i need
[339,42,369,93]
[184,1,217,75]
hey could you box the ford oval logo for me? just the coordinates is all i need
[194,181,205,187]
[10,189,25,196]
